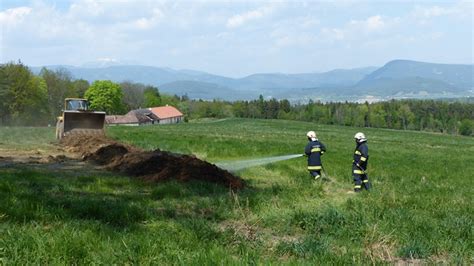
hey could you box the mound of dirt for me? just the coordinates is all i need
[84,144,129,165]
[60,134,244,189]
[60,134,127,154]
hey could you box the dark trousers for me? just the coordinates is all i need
[353,166,371,191]
[309,170,321,179]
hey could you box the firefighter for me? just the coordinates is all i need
[304,131,326,180]
[353,132,371,192]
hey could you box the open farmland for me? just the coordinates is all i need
[0,118,473,264]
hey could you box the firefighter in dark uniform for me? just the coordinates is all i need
[305,131,326,180]
[353,132,371,192]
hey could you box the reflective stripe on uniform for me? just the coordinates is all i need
[363,180,369,183]
[354,150,362,155]
[311,148,321,152]
[354,185,361,189]
[360,156,367,162]
[353,169,364,174]
[308,166,322,170]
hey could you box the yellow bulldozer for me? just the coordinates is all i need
[56,98,106,139]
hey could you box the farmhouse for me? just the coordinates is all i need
[106,105,183,126]
[105,109,159,126]
[149,105,184,124]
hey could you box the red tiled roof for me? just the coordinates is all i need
[150,106,183,119]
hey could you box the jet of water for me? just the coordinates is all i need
[216,154,303,172]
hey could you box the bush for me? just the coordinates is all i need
[459,119,473,136]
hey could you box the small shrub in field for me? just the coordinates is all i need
[459,119,473,136]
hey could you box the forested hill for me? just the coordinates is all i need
[31,60,473,101]
[352,60,473,96]
[30,65,376,100]
[359,60,473,89]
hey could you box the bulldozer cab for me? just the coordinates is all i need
[65,98,89,111]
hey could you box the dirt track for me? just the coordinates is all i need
[60,134,244,189]
[0,147,104,175]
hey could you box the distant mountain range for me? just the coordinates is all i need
[31,60,473,102]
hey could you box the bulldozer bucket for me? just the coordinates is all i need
[63,111,106,136]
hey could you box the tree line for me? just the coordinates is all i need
[0,61,178,126]
[180,96,474,136]
[1,61,473,136]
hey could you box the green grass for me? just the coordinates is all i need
[1,118,473,264]
[0,127,56,152]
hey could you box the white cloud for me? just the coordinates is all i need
[133,8,164,30]
[216,32,231,39]
[411,2,472,22]
[320,28,345,41]
[68,0,104,18]
[430,32,444,40]
[349,15,385,32]
[268,15,320,48]
[275,33,318,47]
[97,57,117,63]
[1,0,471,75]
[0,7,32,29]
[169,48,180,56]
[422,6,450,18]
[300,17,320,28]
[366,15,385,31]
[226,5,274,28]
[321,14,402,44]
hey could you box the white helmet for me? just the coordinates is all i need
[354,132,367,142]
[307,131,317,139]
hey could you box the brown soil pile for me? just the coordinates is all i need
[60,134,126,154]
[60,134,244,189]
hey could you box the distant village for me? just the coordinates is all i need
[105,105,183,126]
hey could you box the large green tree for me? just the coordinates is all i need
[143,86,162,107]
[21,76,49,125]
[0,65,11,125]
[40,67,76,122]
[121,81,146,110]
[0,62,49,125]
[85,80,125,115]
[72,79,90,98]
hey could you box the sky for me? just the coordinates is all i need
[0,0,473,77]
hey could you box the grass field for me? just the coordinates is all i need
[0,118,473,264]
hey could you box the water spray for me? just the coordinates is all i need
[216,154,303,172]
